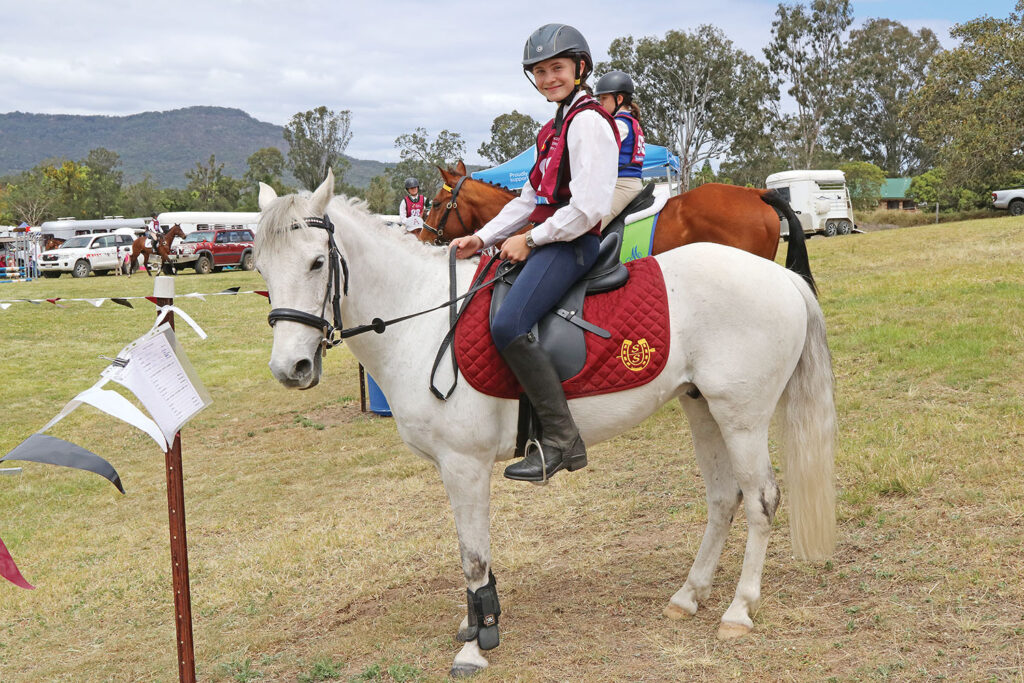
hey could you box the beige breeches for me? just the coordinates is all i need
[601,177,644,229]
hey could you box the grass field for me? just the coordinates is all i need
[1,217,1023,682]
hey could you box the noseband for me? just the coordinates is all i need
[267,215,355,355]
[421,176,470,244]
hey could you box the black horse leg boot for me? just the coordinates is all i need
[500,333,587,482]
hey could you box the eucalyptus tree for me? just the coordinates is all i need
[830,19,941,175]
[600,25,778,189]
[764,0,853,168]
[478,111,541,166]
[283,106,353,191]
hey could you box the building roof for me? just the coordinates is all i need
[881,178,912,199]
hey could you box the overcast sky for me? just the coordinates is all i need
[0,0,1014,164]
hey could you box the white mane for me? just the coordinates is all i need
[256,191,450,265]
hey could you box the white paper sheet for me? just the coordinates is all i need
[111,328,211,444]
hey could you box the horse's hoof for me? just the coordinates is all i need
[663,603,691,620]
[449,663,484,678]
[717,621,752,641]
[456,627,473,643]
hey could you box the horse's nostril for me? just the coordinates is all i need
[294,358,312,377]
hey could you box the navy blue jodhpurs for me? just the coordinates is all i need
[490,233,601,351]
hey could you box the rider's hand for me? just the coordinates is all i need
[450,235,484,259]
[499,233,532,263]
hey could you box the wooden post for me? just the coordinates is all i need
[154,276,196,683]
[359,363,367,413]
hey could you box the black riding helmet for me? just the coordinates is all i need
[594,70,635,115]
[522,24,592,108]
[404,177,419,190]
[594,70,634,96]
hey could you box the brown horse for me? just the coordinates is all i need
[128,224,186,277]
[43,237,65,251]
[420,161,814,291]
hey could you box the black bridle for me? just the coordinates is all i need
[266,215,358,355]
[420,176,471,244]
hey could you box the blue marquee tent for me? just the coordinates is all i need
[471,144,680,190]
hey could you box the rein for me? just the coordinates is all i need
[266,214,506,366]
[421,176,471,244]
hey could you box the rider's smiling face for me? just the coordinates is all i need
[531,57,580,102]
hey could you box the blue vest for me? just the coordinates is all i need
[616,113,645,179]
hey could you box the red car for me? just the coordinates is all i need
[172,228,255,274]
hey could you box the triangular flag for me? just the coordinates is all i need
[219,286,240,295]
[184,292,206,301]
[0,535,33,590]
[86,299,106,308]
[110,298,134,309]
[2,434,125,494]
[255,291,269,299]
[0,303,11,310]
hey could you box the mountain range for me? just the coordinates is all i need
[0,106,392,189]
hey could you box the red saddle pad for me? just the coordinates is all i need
[454,255,670,400]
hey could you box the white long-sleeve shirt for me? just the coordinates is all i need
[475,92,618,248]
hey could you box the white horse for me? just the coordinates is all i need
[254,172,836,677]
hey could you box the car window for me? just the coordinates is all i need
[183,231,214,243]
[239,230,254,241]
[61,236,92,249]
[94,236,113,248]
[215,232,229,243]
[117,235,133,245]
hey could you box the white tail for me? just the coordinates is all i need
[780,281,837,560]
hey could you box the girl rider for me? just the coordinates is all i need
[450,24,619,483]
[399,177,428,232]
[594,70,646,229]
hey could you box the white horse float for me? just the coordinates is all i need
[254,172,836,677]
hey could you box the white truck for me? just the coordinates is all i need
[38,232,135,278]
[766,169,857,237]
[991,188,1024,216]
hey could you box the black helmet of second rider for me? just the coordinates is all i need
[594,70,635,115]
[521,23,593,106]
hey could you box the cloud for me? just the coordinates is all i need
[0,0,997,163]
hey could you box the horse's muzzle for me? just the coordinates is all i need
[269,348,322,389]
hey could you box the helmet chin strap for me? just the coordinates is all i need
[554,60,584,133]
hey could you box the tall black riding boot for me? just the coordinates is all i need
[500,333,587,482]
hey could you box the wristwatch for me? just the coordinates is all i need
[525,231,537,249]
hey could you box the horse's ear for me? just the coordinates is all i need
[258,182,278,210]
[310,169,334,213]
[437,165,454,185]
[455,160,467,176]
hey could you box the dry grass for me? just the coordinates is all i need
[1,219,1024,681]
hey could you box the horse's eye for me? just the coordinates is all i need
[311,256,325,271]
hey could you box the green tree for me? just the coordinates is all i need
[41,159,90,218]
[0,169,56,225]
[830,19,941,175]
[601,25,778,189]
[120,174,165,217]
[478,111,541,165]
[185,154,241,210]
[838,160,885,211]
[283,106,353,191]
[365,174,399,215]
[390,127,466,197]
[239,147,289,211]
[764,0,854,168]
[911,2,1024,190]
[81,147,124,218]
